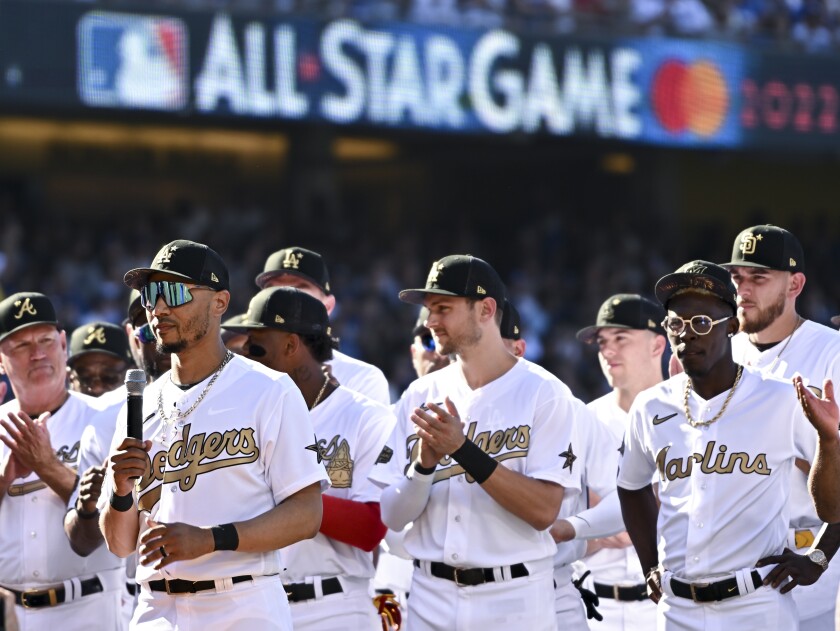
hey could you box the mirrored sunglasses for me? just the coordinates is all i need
[140,281,211,309]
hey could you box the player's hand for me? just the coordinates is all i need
[549,519,576,543]
[0,411,56,475]
[0,449,31,484]
[795,376,840,441]
[645,568,663,604]
[138,516,215,570]
[756,547,824,593]
[77,465,105,515]
[109,438,152,496]
[412,398,466,459]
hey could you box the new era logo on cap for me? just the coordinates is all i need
[399,255,506,307]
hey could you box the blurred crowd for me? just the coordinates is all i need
[2,186,839,404]
[67,0,840,52]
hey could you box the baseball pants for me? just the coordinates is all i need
[289,576,379,631]
[407,557,557,631]
[657,570,798,631]
[131,575,293,630]
[553,564,588,629]
[587,594,657,631]
[17,589,121,631]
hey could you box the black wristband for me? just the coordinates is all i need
[212,523,239,551]
[75,498,100,520]
[412,461,437,476]
[109,491,134,512]
[450,439,498,484]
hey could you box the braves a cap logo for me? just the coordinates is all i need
[13,298,37,320]
[84,326,107,346]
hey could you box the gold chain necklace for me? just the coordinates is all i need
[760,316,804,372]
[310,373,330,410]
[158,350,234,429]
[683,364,744,428]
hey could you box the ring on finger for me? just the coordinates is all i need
[160,546,167,558]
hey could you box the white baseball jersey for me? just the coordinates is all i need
[554,403,618,567]
[583,393,647,584]
[733,320,840,623]
[0,391,121,587]
[327,350,390,405]
[617,368,815,579]
[108,354,330,584]
[369,358,580,567]
[279,386,394,581]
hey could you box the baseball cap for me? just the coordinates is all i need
[576,294,665,344]
[124,240,229,291]
[68,322,132,365]
[399,255,506,306]
[412,307,430,337]
[655,260,738,311]
[831,315,840,328]
[721,225,804,273]
[126,290,143,325]
[222,287,331,337]
[255,247,331,294]
[0,292,59,344]
[501,300,522,341]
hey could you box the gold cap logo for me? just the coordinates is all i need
[210,272,219,283]
[13,298,37,320]
[476,286,486,295]
[325,282,330,292]
[648,319,657,328]
[84,326,107,345]
[513,325,520,335]
[282,251,303,270]
[427,262,444,284]
[790,258,796,267]
[158,244,178,264]
[275,315,285,324]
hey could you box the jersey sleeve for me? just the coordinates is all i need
[347,404,397,503]
[260,379,331,505]
[616,399,656,491]
[342,365,391,406]
[582,408,620,498]
[368,387,417,490]
[522,383,581,491]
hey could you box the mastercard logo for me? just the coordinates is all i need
[651,60,729,137]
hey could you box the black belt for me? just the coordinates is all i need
[148,575,252,595]
[7,577,103,609]
[670,570,762,603]
[415,560,529,586]
[126,582,137,596]
[283,577,343,602]
[594,581,648,602]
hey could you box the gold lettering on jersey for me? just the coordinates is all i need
[8,442,79,496]
[56,441,80,464]
[316,435,355,488]
[13,298,37,320]
[282,251,303,269]
[136,423,260,508]
[84,326,107,346]
[404,420,531,483]
[655,441,771,482]
[740,233,757,256]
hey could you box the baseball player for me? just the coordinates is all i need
[500,300,526,358]
[0,292,122,630]
[617,260,830,631]
[553,294,665,630]
[409,307,451,379]
[256,246,391,404]
[722,224,840,631]
[224,286,393,630]
[101,240,330,630]
[369,254,581,631]
[67,321,133,399]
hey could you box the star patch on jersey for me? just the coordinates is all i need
[305,437,325,463]
[560,443,576,472]
[375,446,394,465]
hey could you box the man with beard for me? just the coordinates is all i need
[722,224,840,631]
[64,291,171,628]
[102,240,329,630]
[617,261,833,631]
[369,254,581,631]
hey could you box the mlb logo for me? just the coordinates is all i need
[78,12,188,111]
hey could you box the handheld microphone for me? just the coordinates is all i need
[125,369,147,443]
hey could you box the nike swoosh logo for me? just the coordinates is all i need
[727,586,737,593]
[207,407,235,416]
[652,413,678,425]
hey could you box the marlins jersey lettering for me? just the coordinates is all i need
[280,386,394,581]
[369,359,580,567]
[109,355,330,584]
[732,321,840,622]
[617,368,814,579]
[327,350,390,405]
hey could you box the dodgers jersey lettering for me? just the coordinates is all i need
[369,358,580,567]
[280,386,394,581]
[109,354,330,584]
[617,368,814,579]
